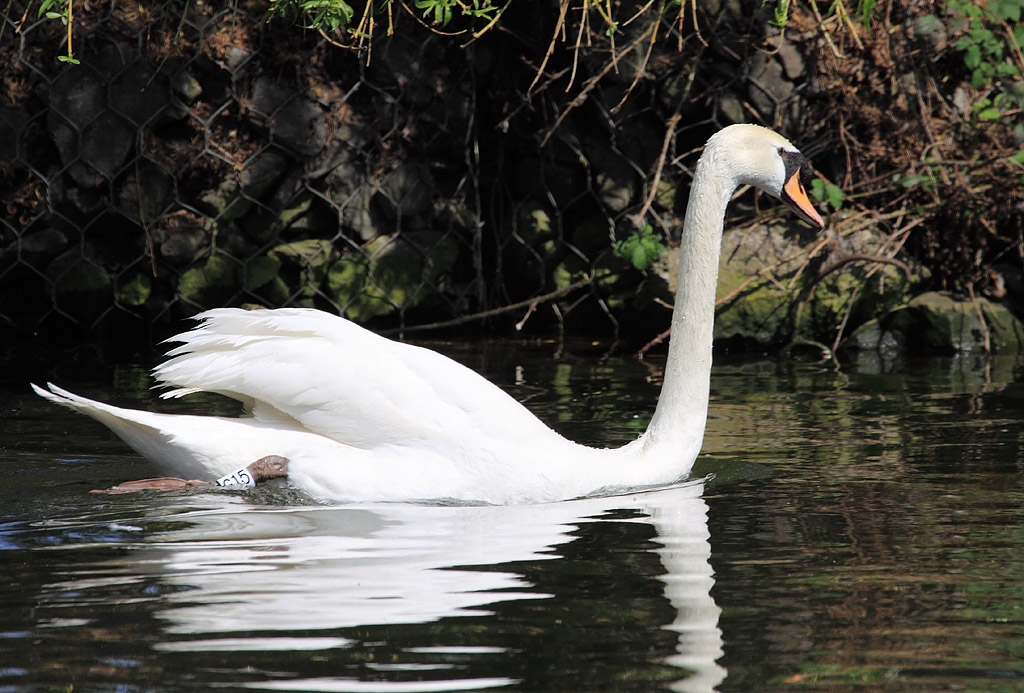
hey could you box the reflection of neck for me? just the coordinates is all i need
[645,483,726,692]
[642,146,734,457]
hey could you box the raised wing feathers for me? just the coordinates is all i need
[153,309,560,456]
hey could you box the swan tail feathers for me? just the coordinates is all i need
[33,382,118,414]
[31,383,242,479]
[33,382,164,437]
[33,382,182,463]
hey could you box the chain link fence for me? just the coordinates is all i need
[1,1,820,343]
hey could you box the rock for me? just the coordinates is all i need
[516,201,555,244]
[249,77,328,159]
[376,163,434,221]
[653,219,920,348]
[50,168,105,218]
[851,291,1024,354]
[692,221,811,345]
[43,45,142,186]
[0,108,28,163]
[171,70,203,104]
[226,47,252,73]
[776,40,805,80]
[333,115,374,152]
[5,229,68,258]
[116,272,152,307]
[48,65,106,128]
[115,160,175,225]
[327,232,458,322]
[717,92,746,126]
[585,138,637,213]
[570,218,611,266]
[370,38,436,106]
[177,253,241,306]
[242,253,282,291]
[200,150,288,222]
[322,151,378,241]
[747,53,790,121]
[46,248,113,323]
[47,66,107,188]
[154,210,210,264]
[110,62,171,127]
[241,151,289,199]
[79,111,135,180]
[268,238,339,301]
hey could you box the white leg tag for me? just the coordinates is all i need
[215,467,256,488]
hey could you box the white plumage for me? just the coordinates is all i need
[34,124,824,504]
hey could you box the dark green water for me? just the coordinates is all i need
[2,342,1023,691]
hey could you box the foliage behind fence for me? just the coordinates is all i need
[2,0,1022,348]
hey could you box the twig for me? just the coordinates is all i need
[817,252,912,282]
[566,2,587,91]
[967,283,991,354]
[612,1,678,112]
[383,274,597,336]
[714,275,758,309]
[539,20,657,147]
[689,0,707,47]
[831,0,863,51]
[831,282,861,354]
[808,1,842,58]
[528,0,571,95]
[496,66,570,132]
[622,0,658,27]
[66,0,74,60]
[463,0,512,45]
[633,113,681,228]
[635,325,671,359]
[515,301,537,331]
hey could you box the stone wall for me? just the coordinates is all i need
[2,0,1020,354]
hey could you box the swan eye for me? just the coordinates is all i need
[777,148,809,182]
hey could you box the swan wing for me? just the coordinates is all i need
[153,308,561,456]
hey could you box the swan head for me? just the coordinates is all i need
[705,124,825,229]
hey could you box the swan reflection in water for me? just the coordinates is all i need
[44,481,725,692]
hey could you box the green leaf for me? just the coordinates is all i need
[613,226,667,271]
[964,44,982,69]
[631,244,649,270]
[992,0,1022,21]
[969,28,994,44]
[811,179,844,210]
[826,184,844,210]
[978,108,1002,120]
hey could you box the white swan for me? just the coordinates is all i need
[33,124,824,504]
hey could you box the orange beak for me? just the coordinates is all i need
[782,171,825,229]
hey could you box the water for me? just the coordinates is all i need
[2,341,1024,692]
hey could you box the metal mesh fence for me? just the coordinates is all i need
[1,1,815,342]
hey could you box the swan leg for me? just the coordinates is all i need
[91,455,290,494]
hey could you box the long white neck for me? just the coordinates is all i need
[640,145,736,457]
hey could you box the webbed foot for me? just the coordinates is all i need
[91,455,291,494]
[91,477,212,494]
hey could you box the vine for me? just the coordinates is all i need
[38,0,79,63]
